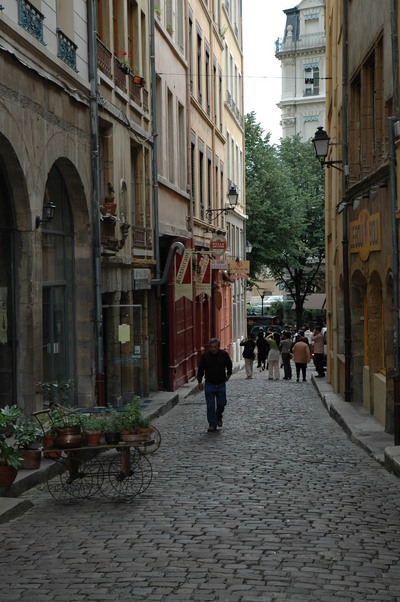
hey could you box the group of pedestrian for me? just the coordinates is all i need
[239,324,325,383]
[196,326,325,433]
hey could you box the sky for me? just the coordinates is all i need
[242,1,290,144]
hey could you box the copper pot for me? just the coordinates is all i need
[54,425,83,449]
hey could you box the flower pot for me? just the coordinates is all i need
[20,449,41,470]
[121,429,151,443]
[84,430,102,447]
[104,432,121,445]
[54,425,83,449]
[0,465,18,486]
[43,434,62,459]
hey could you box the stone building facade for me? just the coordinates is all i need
[275,0,326,141]
[325,0,399,433]
[0,0,246,412]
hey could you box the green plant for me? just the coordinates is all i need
[166,23,173,35]
[121,397,150,433]
[0,405,23,469]
[154,5,161,17]
[102,406,124,433]
[219,24,228,38]
[80,413,104,433]
[120,51,131,70]
[36,380,74,405]
[14,419,42,450]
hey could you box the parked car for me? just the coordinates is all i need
[249,324,283,337]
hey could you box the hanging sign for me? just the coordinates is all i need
[349,209,381,261]
[228,259,250,279]
[175,249,193,302]
[195,254,212,297]
[210,234,227,257]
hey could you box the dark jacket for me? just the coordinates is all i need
[240,338,256,359]
[256,334,270,359]
[197,349,233,384]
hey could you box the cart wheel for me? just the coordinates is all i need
[135,453,153,493]
[102,449,144,502]
[46,453,103,504]
[136,425,161,455]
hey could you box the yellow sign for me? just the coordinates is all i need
[228,259,250,279]
[349,209,381,261]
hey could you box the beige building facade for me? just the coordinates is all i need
[325,0,399,433]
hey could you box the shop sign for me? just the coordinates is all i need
[133,268,151,290]
[210,234,227,257]
[228,259,250,279]
[349,209,381,261]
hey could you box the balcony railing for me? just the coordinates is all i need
[275,32,326,55]
[18,0,45,45]
[57,29,78,72]
[97,37,112,78]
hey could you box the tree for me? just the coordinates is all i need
[245,112,325,328]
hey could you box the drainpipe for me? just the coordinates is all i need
[342,0,351,402]
[87,0,104,406]
[150,0,160,281]
[390,0,400,441]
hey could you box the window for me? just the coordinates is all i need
[304,64,319,96]
[205,45,211,116]
[197,30,203,104]
[191,133,196,215]
[207,150,212,223]
[167,89,174,183]
[199,143,205,220]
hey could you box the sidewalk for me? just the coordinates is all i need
[2,368,400,523]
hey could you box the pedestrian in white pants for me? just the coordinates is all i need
[267,332,281,380]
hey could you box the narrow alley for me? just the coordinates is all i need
[2,369,400,601]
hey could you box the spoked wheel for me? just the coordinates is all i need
[136,425,161,455]
[46,453,103,504]
[135,453,153,493]
[101,449,144,502]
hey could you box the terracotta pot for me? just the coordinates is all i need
[20,449,41,470]
[54,425,83,449]
[43,435,62,459]
[0,465,18,486]
[121,429,151,443]
[84,430,102,447]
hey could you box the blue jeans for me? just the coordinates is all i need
[204,382,227,428]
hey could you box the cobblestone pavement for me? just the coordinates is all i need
[2,369,400,601]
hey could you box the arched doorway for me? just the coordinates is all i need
[41,165,77,402]
[0,165,16,407]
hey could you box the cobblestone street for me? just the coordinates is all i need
[2,369,400,601]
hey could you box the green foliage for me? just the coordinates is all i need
[80,414,104,433]
[245,113,325,327]
[102,406,124,434]
[36,380,74,405]
[0,405,23,468]
[121,396,150,433]
[14,419,42,450]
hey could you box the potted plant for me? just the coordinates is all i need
[103,406,124,445]
[35,380,83,449]
[120,396,152,443]
[0,405,23,486]
[80,414,104,447]
[119,51,131,74]
[14,418,43,469]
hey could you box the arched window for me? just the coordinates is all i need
[41,165,77,401]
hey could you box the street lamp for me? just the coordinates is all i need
[206,185,239,221]
[260,290,267,316]
[312,127,343,171]
[245,240,253,255]
[36,200,56,228]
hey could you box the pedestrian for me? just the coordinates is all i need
[240,333,257,379]
[197,337,233,432]
[256,328,270,372]
[292,335,311,382]
[280,331,293,380]
[311,326,325,377]
[266,332,281,380]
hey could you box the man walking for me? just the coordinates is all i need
[197,338,233,432]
